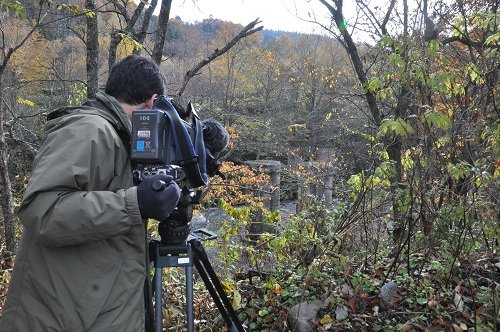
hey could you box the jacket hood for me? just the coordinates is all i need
[45,92,132,135]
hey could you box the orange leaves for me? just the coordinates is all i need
[203,161,270,206]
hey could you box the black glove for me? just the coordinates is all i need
[136,174,181,221]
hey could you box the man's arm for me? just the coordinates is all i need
[19,114,143,247]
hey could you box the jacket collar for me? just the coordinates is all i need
[94,92,132,134]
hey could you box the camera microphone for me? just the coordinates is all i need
[202,119,229,155]
[202,119,229,178]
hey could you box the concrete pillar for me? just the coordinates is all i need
[244,160,282,211]
[244,160,282,242]
[317,148,335,206]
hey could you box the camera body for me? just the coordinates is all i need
[131,96,228,243]
[131,109,187,185]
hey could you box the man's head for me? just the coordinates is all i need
[105,55,164,106]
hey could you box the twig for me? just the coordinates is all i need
[176,18,263,97]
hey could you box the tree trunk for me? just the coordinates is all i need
[134,0,158,54]
[108,30,121,72]
[0,81,16,253]
[151,0,173,65]
[319,0,406,242]
[86,0,99,98]
[0,4,43,255]
[108,0,149,69]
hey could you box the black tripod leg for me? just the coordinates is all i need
[154,265,163,332]
[191,240,246,332]
[193,259,234,326]
[144,270,155,332]
[144,226,155,332]
[186,264,194,331]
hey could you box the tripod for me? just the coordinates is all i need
[146,228,246,332]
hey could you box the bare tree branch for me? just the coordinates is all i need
[318,0,381,125]
[176,18,263,97]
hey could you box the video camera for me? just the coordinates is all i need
[131,96,229,243]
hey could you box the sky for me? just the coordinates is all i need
[169,0,332,34]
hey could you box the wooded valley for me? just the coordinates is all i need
[0,0,498,331]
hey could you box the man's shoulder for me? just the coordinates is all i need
[48,105,115,124]
[48,97,128,134]
[45,107,119,139]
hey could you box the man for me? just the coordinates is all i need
[0,55,181,331]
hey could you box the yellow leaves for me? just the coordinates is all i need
[221,280,242,309]
[221,280,236,294]
[320,314,333,325]
[84,9,96,18]
[17,97,35,107]
[493,161,500,178]
[401,149,414,171]
[2,270,11,285]
[117,33,143,56]
[4,18,56,82]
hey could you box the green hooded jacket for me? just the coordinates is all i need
[0,92,146,331]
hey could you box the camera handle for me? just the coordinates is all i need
[148,233,246,332]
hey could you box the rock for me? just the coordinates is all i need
[287,300,324,332]
[335,304,349,321]
[379,281,397,305]
[191,214,207,230]
[340,283,354,296]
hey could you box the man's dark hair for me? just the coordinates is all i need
[105,55,165,105]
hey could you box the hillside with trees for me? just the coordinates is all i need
[0,0,498,331]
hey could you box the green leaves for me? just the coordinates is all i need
[423,109,451,130]
[416,297,428,305]
[56,3,80,14]
[347,162,394,191]
[484,32,500,46]
[378,117,414,138]
[1,1,27,19]
[447,161,472,180]
[366,77,384,93]
[379,35,394,47]
[467,63,484,84]
[388,53,405,68]
[427,40,441,57]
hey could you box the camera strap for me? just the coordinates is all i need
[156,97,208,188]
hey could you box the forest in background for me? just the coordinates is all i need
[0,0,498,331]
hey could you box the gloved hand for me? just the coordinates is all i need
[136,174,181,221]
